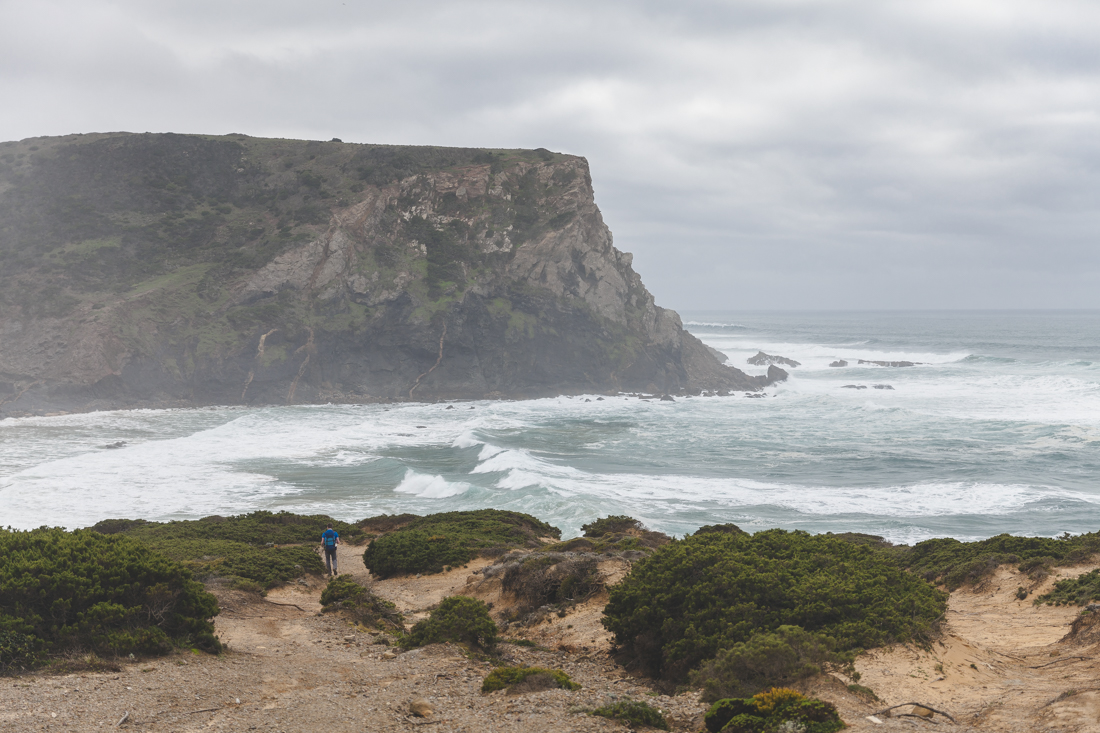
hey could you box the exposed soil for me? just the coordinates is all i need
[4,549,1100,732]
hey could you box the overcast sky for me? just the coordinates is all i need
[2,0,1099,310]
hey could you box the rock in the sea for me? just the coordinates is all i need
[660,394,675,402]
[872,384,894,390]
[705,345,729,363]
[765,365,788,385]
[745,393,766,398]
[747,351,801,368]
[104,441,127,449]
[841,385,867,390]
[829,360,848,367]
[409,699,433,717]
[858,359,922,367]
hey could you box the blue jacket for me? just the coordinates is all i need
[321,529,339,548]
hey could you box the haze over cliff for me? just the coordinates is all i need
[0,133,780,415]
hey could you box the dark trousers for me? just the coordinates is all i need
[324,546,338,574]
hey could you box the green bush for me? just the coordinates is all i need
[481,666,580,692]
[362,510,561,579]
[0,630,39,674]
[589,700,670,730]
[1035,568,1100,606]
[690,626,855,702]
[583,516,642,537]
[704,688,843,733]
[92,510,366,545]
[501,554,600,616]
[0,528,220,665]
[320,575,403,629]
[901,533,1100,590]
[89,511,354,589]
[403,596,498,651]
[602,529,946,680]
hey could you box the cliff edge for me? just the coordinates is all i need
[0,133,777,415]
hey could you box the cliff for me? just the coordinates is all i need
[0,132,778,415]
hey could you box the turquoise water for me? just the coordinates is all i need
[2,311,1098,543]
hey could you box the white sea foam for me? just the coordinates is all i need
[393,470,470,498]
[3,312,1099,542]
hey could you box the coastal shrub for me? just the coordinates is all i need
[362,510,561,579]
[1035,568,1100,606]
[0,630,39,674]
[704,688,844,733]
[403,596,498,651]
[0,528,220,665]
[481,666,580,693]
[589,700,670,730]
[602,528,947,680]
[500,554,601,615]
[583,515,642,537]
[901,532,1100,589]
[92,510,366,545]
[89,511,360,588]
[320,575,403,629]
[690,626,855,702]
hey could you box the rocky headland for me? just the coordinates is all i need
[0,133,778,417]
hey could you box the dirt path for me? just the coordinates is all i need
[4,557,1100,732]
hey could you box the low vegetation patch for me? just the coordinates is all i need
[403,596,498,651]
[690,626,856,702]
[480,666,580,693]
[901,532,1100,590]
[90,511,363,589]
[320,576,403,629]
[546,515,670,556]
[498,553,601,619]
[0,528,219,672]
[362,509,560,579]
[704,688,844,733]
[1035,568,1100,606]
[603,528,947,680]
[589,700,670,730]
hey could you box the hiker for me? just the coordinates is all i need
[321,524,340,576]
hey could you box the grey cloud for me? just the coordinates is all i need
[2,0,1099,308]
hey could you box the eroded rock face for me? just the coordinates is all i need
[0,133,764,415]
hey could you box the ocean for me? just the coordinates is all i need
[2,310,1098,544]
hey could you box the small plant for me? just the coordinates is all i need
[402,596,498,651]
[0,630,39,674]
[1036,568,1100,606]
[320,576,402,629]
[690,625,855,702]
[590,699,670,730]
[481,666,580,693]
[847,683,878,701]
[704,688,844,733]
